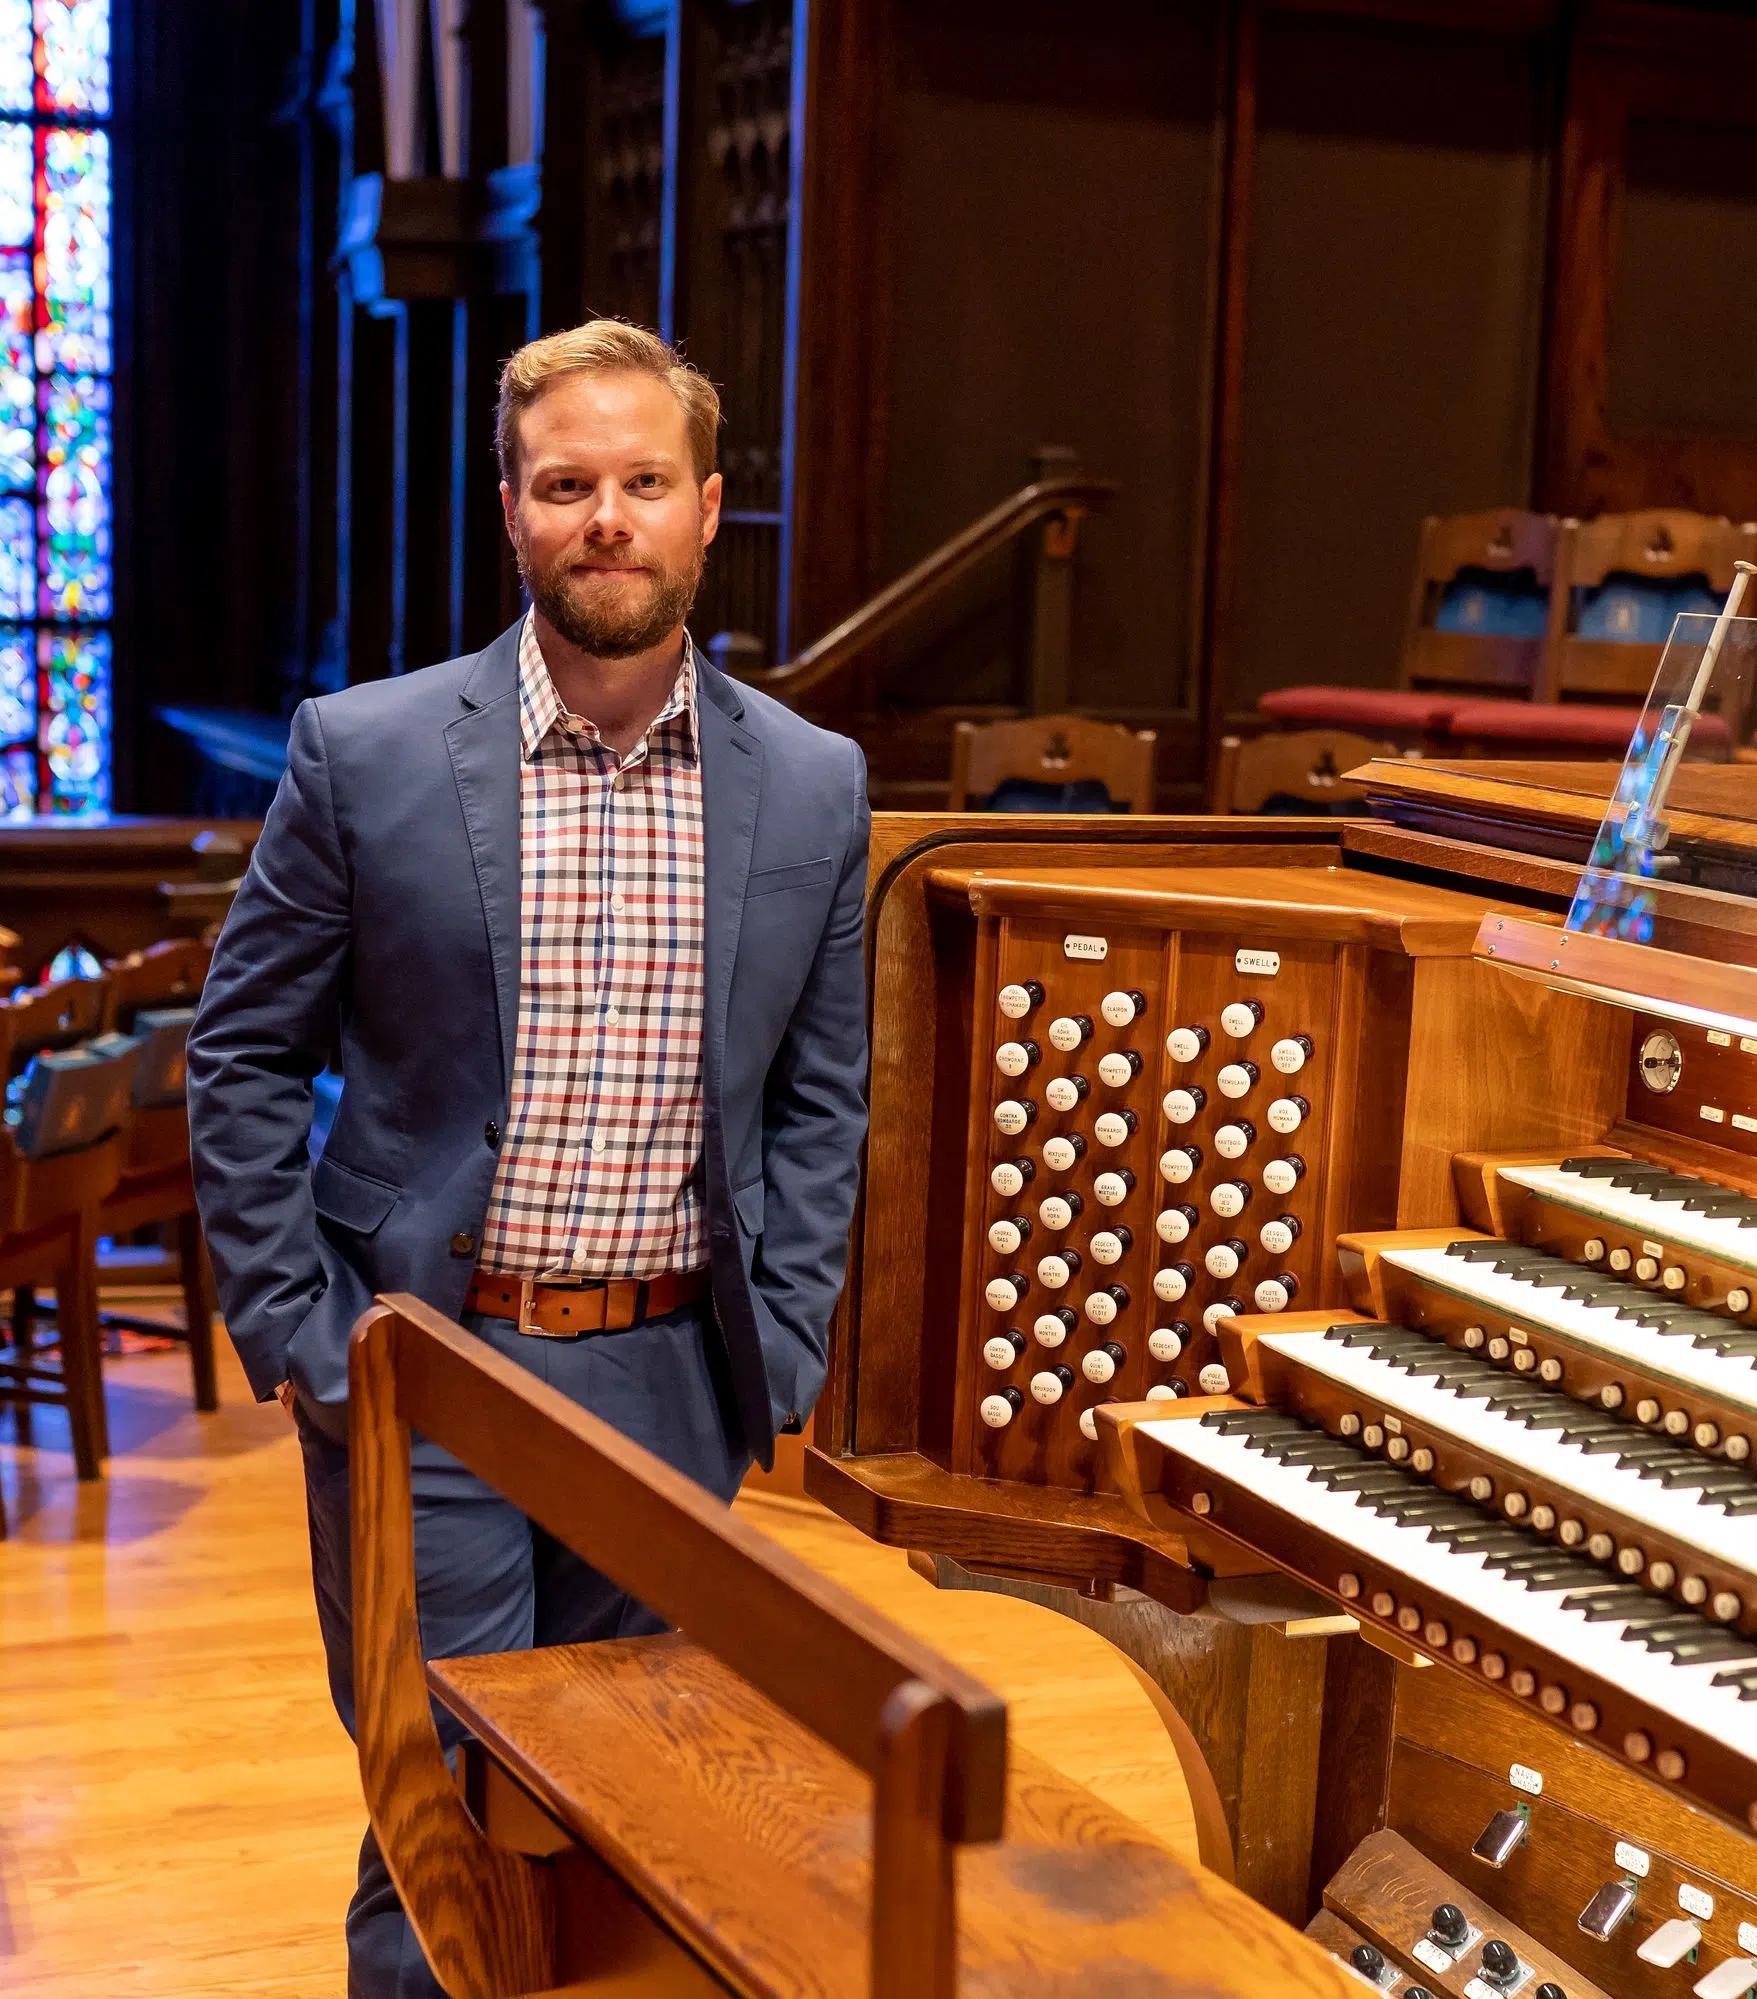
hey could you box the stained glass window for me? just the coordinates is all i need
[0,0,110,816]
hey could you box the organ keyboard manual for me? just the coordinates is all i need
[807,584,1757,1996]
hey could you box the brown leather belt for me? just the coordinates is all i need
[465,1268,708,1338]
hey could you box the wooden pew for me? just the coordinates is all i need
[350,1294,1366,1999]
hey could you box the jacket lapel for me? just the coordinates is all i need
[697,661,763,1117]
[446,622,524,1090]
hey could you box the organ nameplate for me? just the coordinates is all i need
[1710,1030,1733,1046]
[1680,1883,1715,1921]
[1741,1920,1757,1954]
[1702,1105,1727,1124]
[1509,1762,1543,1797]
[1614,1840,1651,1878]
[1642,1239,1664,1258]
[1063,934,1108,962]
[1412,1941,1454,1977]
[1734,1114,1757,1133]
[1234,948,1280,976]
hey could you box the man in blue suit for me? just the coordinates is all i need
[188,320,869,1997]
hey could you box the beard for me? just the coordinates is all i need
[515,530,705,660]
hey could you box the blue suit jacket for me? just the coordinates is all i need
[186,622,870,1466]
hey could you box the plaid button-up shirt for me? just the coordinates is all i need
[479,613,707,1280]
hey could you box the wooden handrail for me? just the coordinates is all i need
[739,474,1118,700]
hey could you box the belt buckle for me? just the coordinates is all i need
[515,1278,542,1337]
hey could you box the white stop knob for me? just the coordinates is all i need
[1159,1148,1196,1185]
[1042,1136,1079,1172]
[1164,1088,1200,1124]
[1254,1277,1293,1312]
[1155,1208,1192,1244]
[1148,1326,1184,1362]
[984,1276,1024,1312]
[1210,1181,1249,1219]
[1100,990,1140,1026]
[1097,1051,1136,1087]
[1166,1026,1205,1063]
[1270,1036,1310,1075]
[987,1218,1023,1254]
[1259,1218,1295,1255]
[1205,1241,1242,1280]
[980,1392,1018,1428]
[991,1161,1025,1198]
[1090,1232,1125,1266]
[1030,1370,1067,1405]
[1220,1001,1260,1039]
[1037,1254,1072,1289]
[1198,1362,1232,1395]
[1093,1171,1129,1207]
[1202,1301,1238,1334]
[1263,1157,1302,1197]
[1217,1063,1254,1100]
[1039,1196,1074,1231]
[995,1041,1032,1078]
[994,1100,1030,1135]
[1033,1313,1069,1348]
[1078,1407,1099,1442]
[1045,1076,1082,1112]
[1094,1112,1131,1147]
[1153,1266,1189,1303]
[1267,1097,1305,1134]
[982,1335,1018,1371]
[1145,1383,1180,1403]
[1214,1123,1251,1160]
[1081,1348,1119,1384]
[1084,1290,1119,1326]
[1047,1016,1086,1052]
[997,983,1034,1019]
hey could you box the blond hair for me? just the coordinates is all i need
[495,319,721,486]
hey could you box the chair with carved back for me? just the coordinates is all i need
[1257,509,1559,745]
[350,1295,1357,1999]
[949,713,1157,813]
[94,936,217,1412]
[1209,729,1405,815]
[1538,509,1757,708]
[0,974,131,1485]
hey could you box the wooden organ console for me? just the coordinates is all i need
[808,769,1757,1999]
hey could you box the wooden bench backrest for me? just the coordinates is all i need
[101,935,212,1031]
[949,713,1157,812]
[350,1295,1009,1999]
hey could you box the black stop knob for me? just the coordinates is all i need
[1407,1990,1436,1999]
[1535,1986,1566,1999]
[1349,1943,1384,1981]
[1430,1902,1468,1948]
[1480,1939,1519,1988]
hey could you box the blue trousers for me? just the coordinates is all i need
[296,1301,751,1999]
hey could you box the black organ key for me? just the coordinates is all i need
[1662,1633,1757,1665]
[1561,1155,1663,1178]
[1712,1665,1757,1698]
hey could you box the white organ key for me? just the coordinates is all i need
[1639,1920,1703,1969]
[1384,1244,1757,1415]
[1138,1417,1757,1767]
[1261,1327,1757,1584]
[1504,1162,1757,1280]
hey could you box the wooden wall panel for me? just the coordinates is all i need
[1229,10,1551,712]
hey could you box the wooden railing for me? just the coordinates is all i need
[737,466,1118,708]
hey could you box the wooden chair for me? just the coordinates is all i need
[1210,729,1404,814]
[1258,509,1559,744]
[1538,509,1757,706]
[0,976,132,1485]
[351,1295,1357,1999]
[948,713,1157,813]
[94,937,217,1412]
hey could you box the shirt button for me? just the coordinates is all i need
[613,774,628,791]
[610,893,625,913]
[591,1137,607,1155]
[605,1007,620,1025]
[450,1233,477,1257]
[484,1119,500,1149]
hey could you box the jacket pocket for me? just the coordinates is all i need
[746,856,833,900]
[733,1174,765,1236]
[311,1155,401,1236]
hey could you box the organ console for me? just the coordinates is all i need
[810,760,1757,1995]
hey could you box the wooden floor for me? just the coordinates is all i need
[0,1329,1197,1997]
